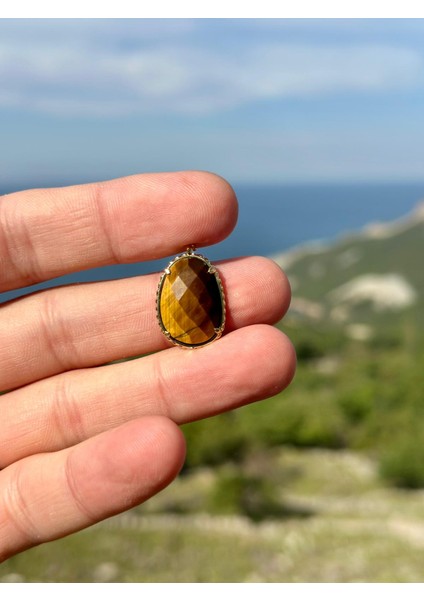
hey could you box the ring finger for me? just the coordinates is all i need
[0,324,296,467]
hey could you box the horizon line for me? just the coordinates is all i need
[3,177,424,195]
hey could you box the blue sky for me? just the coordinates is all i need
[2,18,424,188]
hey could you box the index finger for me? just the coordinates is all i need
[0,171,238,292]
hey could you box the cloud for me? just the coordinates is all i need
[0,21,423,117]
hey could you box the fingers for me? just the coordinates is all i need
[0,325,296,467]
[0,256,290,391]
[0,171,238,292]
[0,416,185,562]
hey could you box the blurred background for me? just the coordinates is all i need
[1,18,424,582]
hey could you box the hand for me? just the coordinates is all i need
[0,171,295,560]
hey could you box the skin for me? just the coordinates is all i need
[0,171,296,562]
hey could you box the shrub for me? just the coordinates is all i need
[380,431,424,489]
[207,468,286,521]
[182,413,248,469]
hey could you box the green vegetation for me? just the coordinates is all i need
[181,318,424,487]
[2,208,424,581]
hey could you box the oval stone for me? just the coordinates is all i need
[157,253,225,348]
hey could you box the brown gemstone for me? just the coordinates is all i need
[157,254,225,348]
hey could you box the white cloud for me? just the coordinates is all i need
[0,24,423,116]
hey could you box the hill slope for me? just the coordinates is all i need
[274,202,424,338]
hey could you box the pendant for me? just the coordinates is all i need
[156,247,226,348]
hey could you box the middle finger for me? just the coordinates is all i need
[0,256,290,391]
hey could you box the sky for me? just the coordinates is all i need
[2,18,424,188]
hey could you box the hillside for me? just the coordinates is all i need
[2,202,424,582]
[275,201,424,338]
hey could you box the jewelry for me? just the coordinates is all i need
[157,246,226,348]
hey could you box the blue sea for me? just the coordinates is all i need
[1,181,424,302]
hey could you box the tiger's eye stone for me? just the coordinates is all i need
[158,255,225,348]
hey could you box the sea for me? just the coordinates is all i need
[1,181,424,303]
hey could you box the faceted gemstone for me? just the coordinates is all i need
[158,255,225,347]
